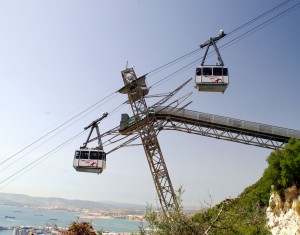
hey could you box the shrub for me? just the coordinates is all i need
[263,138,300,193]
[295,201,300,216]
[61,221,98,235]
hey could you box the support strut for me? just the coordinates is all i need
[119,67,179,214]
[200,30,226,66]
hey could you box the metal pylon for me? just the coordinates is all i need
[119,67,178,214]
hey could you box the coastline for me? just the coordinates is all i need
[0,205,142,233]
[78,215,114,220]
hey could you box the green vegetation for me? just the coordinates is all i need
[141,138,300,235]
[263,138,300,194]
[142,181,271,235]
[192,179,271,234]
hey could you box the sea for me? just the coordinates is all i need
[0,205,144,234]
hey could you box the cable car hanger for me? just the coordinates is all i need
[73,112,108,174]
[200,30,226,66]
[81,112,108,150]
[195,30,229,93]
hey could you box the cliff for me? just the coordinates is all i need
[267,189,300,235]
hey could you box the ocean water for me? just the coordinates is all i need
[0,205,143,233]
[0,231,12,235]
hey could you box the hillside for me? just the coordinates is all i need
[0,192,145,211]
[192,177,272,234]
[191,138,300,234]
[143,138,300,234]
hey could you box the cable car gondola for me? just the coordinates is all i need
[73,148,106,174]
[73,112,108,174]
[195,30,229,93]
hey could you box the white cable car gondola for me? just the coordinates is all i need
[73,112,108,174]
[195,30,229,93]
[73,148,106,174]
[195,66,229,92]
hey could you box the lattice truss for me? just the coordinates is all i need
[153,117,286,150]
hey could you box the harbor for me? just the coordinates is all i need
[0,205,143,234]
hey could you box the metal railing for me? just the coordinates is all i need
[154,106,300,140]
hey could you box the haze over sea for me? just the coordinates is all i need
[0,205,142,234]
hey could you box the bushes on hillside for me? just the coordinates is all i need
[263,138,300,193]
[142,138,300,234]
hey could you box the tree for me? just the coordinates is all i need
[140,187,227,235]
[263,137,300,192]
[61,221,100,235]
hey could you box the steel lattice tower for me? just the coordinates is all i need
[119,67,179,214]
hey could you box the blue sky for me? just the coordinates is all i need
[0,0,299,208]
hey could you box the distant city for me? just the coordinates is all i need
[0,192,147,234]
[0,192,145,220]
[1,226,139,235]
[0,192,199,234]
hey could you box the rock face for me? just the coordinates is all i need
[266,193,300,235]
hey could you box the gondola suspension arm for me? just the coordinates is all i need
[81,112,108,149]
[200,30,226,66]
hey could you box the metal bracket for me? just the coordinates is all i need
[81,112,108,149]
[200,31,226,66]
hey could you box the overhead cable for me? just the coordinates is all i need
[0,91,117,168]
[0,130,85,188]
[226,0,294,36]
[150,1,300,90]
[146,0,296,79]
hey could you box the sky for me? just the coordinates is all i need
[0,0,300,208]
